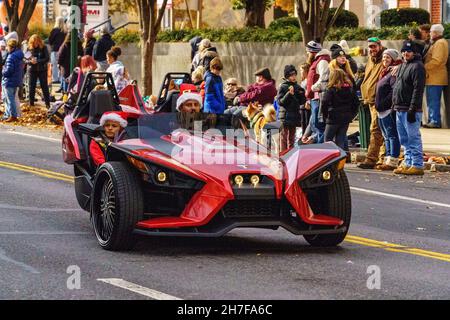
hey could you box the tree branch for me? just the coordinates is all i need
[326,0,345,31]
[154,0,168,33]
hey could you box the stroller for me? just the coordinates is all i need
[47,67,84,121]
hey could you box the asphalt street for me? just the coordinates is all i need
[0,125,449,300]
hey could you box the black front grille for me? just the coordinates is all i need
[222,200,281,218]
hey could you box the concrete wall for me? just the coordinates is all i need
[121,40,450,128]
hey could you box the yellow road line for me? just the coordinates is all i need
[0,161,74,183]
[345,235,450,263]
[1,160,449,263]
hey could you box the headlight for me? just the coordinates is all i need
[250,175,260,186]
[299,158,345,190]
[234,175,244,186]
[127,156,203,189]
[156,171,167,183]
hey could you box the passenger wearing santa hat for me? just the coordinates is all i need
[176,83,203,113]
[89,112,128,166]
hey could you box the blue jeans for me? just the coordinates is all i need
[51,51,60,83]
[378,112,400,158]
[426,85,444,126]
[3,86,19,118]
[309,99,325,143]
[396,111,423,169]
[324,123,350,151]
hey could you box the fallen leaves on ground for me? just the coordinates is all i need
[0,103,63,131]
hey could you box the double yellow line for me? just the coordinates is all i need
[1,159,449,264]
[0,161,74,183]
[345,235,450,263]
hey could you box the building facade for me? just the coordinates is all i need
[328,0,450,28]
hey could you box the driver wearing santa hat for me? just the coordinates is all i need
[89,111,128,166]
[176,83,203,113]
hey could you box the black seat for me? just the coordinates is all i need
[87,90,120,124]
[156,90,179,113]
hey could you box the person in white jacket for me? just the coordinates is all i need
[305,40,331,144]
[106,46,129,93]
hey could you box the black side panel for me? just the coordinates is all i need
[74,175,92,212]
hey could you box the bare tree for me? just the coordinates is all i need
[231,0,273,28]
[295,0,345,45]
[136,0,168,95]
[3,0,39,41]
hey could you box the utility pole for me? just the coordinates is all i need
[70,0,86,72]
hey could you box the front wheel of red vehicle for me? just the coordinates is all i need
[91,162,143,251]
[303,170,351,247]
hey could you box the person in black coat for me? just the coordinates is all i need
[57,34,83,92]
[392,41,426,175]
[83,29,96,56]
[48,17,66,83]
[26,34,51,108]
[321,69,359,152]
[277,65,307,152]
[93,26,115,71]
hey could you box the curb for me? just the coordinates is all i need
[350,151,450,173]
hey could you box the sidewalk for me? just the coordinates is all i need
[348,122,450,155]
[348,122,450,172]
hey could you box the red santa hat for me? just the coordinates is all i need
[176,84,203,111]
[99,111,128,128]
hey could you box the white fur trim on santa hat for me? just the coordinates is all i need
[176,92,203,111]
[100,113,128,128]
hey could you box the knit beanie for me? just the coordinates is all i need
[284,65,297,78]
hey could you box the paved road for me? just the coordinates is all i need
[0,125,449,300]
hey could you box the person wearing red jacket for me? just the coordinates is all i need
[234,67,277,106]
[89,112,128,166]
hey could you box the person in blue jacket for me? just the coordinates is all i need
[2,39,24,122]
[203,57,226,114]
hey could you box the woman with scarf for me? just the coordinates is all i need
[374,49,402,171]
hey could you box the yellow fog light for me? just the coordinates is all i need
[157,171,167,183]
[322,170,332,181]
[234,175,244,186]
[250,175,260,186]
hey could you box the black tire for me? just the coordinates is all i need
[91,161,144,251]
[303,170,352,247]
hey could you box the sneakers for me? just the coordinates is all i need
[357,162,376,169]
[404,167,425,176]
[423,122,441,129]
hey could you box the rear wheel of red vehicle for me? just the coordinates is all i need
[91,162,143,251]
[303,170,351,247]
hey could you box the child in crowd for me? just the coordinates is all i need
[203,57,226,114]
[277,64,306,152]
[321,69,359,153]
[299,63,311,135]
[89,112,128,166]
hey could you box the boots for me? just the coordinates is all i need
[4,116,18,123]
[376,157,399,171]
[404,167,425,176]
[393,162,410,175]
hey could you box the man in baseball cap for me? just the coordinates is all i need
[357,37,386,169]
[391,40,426,175]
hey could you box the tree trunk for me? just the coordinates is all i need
[141,39,155,96]
[296,0,344,46]
[4,0,39,42]
[244,0,266,28]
